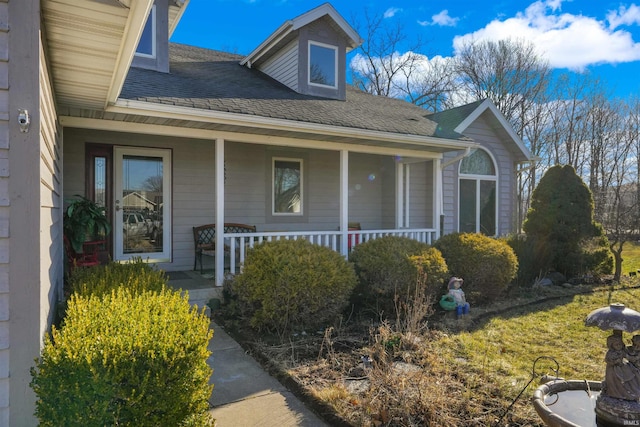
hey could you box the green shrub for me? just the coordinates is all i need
[31,288,213,426]
[434,233,518,304]
[522,165,612,278]
[504,234,539,287]
[232,239,357,335]
[67,258,166,298]
[349,236,434,316]
[409,247,450,300]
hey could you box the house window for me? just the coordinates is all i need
[459,149,497,235]
[135,6,156,58]
[273,158,303,215]
[308,42,337,88]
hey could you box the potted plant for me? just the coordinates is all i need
[63,195,111,254]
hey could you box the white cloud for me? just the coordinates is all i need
[608,4,640,29]
[452,0,640,71]
[384,7,402,19]
[419,10,459,27]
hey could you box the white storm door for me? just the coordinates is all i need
[114,147,171,262]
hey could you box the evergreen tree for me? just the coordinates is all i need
[522,165,611,278]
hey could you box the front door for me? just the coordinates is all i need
[114,147,171,262]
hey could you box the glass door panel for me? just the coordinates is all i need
[114,147,171,262]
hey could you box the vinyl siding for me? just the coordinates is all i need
[408,161,433,229]
[0,1,8,423]
[39,40,64,323]
[260,40,298,91]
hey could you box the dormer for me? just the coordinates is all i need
[131,0,189,73]
[240,3,362,101]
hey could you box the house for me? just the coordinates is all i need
[4,0,532,424]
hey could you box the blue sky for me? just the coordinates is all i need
[171,0,640,99]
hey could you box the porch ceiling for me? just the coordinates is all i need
[41,0,186,111]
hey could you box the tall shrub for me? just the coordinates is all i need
[31,288,213,426]
[522,165,612,279]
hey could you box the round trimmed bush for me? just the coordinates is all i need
[349,236,435,315]
[30,288,214,426]
[434,233,518,304]
[232,239,357,335]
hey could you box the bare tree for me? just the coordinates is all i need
[349,10,456,111]
[453,38,551,138]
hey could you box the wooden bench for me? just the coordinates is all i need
[193,223,256,273]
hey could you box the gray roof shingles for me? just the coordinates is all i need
[120,43,468,141]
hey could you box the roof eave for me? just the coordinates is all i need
[108,99,476,152]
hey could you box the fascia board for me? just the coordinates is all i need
[105,0,155,108]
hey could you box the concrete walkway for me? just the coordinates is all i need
[207,321,328,427]
[166,271,328,426]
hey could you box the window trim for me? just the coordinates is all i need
[272,157,304,216]
[457,148,499,235]
[135,5,156,59]
[308,41,338,89]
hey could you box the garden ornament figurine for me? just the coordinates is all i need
[448,277,470,317]
[585,303,640,426]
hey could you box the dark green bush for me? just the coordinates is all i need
[31,288,213,426]
[67,258,166,298]
[522,165,612,278]
[349,236,434,316]
[233,239,357,335]
[434,233,518,304]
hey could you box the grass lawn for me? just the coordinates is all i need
[623,240,640,275]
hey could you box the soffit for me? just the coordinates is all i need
[41,0,188,110]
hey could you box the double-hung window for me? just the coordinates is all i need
[458,149,497,235]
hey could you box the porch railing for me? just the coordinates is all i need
[224,228,438,273]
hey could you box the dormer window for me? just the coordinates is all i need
[308,41,337,88]
[136,6,156,58]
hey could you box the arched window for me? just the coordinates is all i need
[459,149,497,235]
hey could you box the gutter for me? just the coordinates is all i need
[108,99,477,152]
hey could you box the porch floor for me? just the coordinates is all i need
[166,269,222,310]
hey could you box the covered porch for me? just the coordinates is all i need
[208,138,443,285]
[61,114,474,287]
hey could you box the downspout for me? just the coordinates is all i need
[440,147,474,170]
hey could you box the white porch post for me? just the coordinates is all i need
[404,164,410,228]
[434,158,442,239]
[215,138,225,286]
[339,150,349,257]
[396,162,404,228]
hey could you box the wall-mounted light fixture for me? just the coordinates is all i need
[18,109,30,133]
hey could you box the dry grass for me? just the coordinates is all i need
[219,278,640,426]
